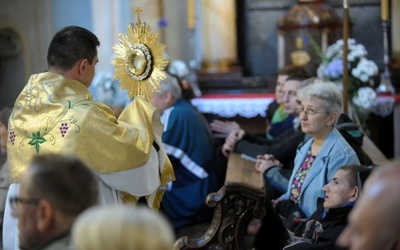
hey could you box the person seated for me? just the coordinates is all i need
[210,65,310,140]
[337,159,400,250]
[256,92,370,197]
[222,74,310,168]
[72,205,175,250]
[280,165,371,250]
[254,81,360,250]
[151,73,218,233]
[6,154,98,250]
[166,60,197,101]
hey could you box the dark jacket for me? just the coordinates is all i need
[281,198,351,250]
[234,122,305,168]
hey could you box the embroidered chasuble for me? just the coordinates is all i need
[7,72,175,209]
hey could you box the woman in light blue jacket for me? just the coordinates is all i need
[275,81,360,218]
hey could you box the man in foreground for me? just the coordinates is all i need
[10,154,98,250]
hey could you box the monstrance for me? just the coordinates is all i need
[111,7,169,101]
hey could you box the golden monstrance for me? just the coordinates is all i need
[111,7,169,101]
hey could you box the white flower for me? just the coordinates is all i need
[350,58,379,82]
[352,68,361,78]
[360,74,369,82]
[352,87,377,110]
[320,38,378,81]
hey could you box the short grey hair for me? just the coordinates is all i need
[159,74,182,100]
[297,80,342,115]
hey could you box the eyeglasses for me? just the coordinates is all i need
[9,197,40,211]
[296,107,327,116]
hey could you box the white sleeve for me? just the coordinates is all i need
[3,183,19,250]
[97,146,161,197]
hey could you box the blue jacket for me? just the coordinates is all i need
[279,128,360,217]
[160,99,217,229]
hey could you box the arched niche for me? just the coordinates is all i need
[0,21,30,107]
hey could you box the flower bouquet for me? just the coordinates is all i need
[317,39,379,113]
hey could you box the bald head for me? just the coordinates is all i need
[337,159,400,250]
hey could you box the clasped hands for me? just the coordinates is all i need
[254,154,282,174]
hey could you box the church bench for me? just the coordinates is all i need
[174,153,265,249]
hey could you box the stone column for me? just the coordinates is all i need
[92,0,126,73]
[200,0,237,72]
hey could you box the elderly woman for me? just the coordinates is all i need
[275,81,360,218]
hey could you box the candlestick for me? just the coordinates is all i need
[376,21,395,95]
[188,30,201,97]
[342,0,349,115]
[381,0,389,21]
[187,0,195,30]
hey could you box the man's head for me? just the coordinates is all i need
[337,159,400,250]
[276,65,310,104]
[281,74,309,114]
[47,26,100,87]
[11,154,98,250]
[322,165,368,210]
[151,74,182,114]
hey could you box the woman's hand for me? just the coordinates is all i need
[254,154,282,174]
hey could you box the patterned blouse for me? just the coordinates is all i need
[290,150,316,205]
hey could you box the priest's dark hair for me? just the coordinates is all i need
[47,26,100,71]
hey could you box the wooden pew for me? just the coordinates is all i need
[349,104,389,165]
[361,134,389,166]
[174,153,265,249]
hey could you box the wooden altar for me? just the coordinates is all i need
[173,153,265,250]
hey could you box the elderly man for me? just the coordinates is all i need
[337,159,400,250]
[9,154,98,250]
[151,74,217,233]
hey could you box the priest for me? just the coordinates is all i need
[4,25,174,250]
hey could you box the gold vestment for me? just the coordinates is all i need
[7,72,174,209]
